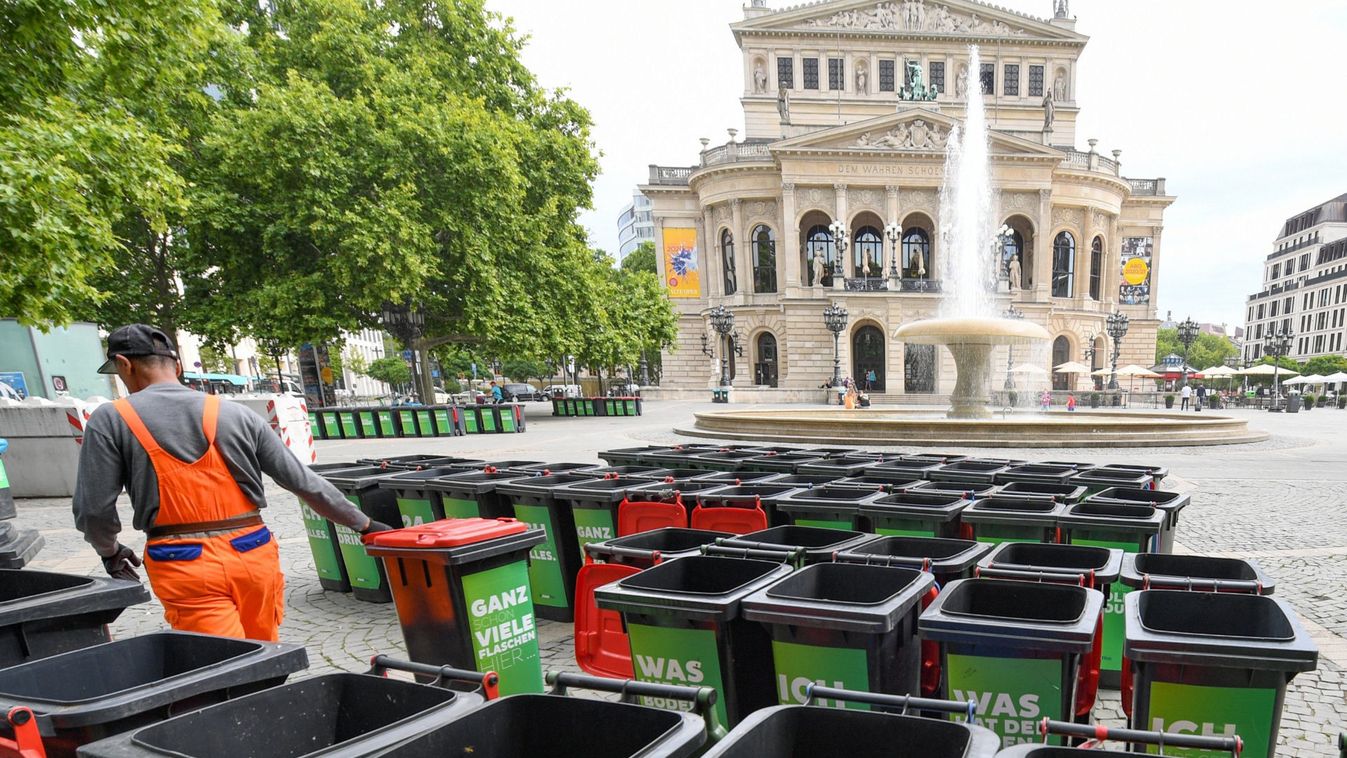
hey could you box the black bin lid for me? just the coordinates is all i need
[919,578,1103,651]
[594,556,792,621]
[835,536,991,575]
[741,563,935,634]
[978,542,1122,584]
[1119,552,1275,593]
[1124,590,1316,672]
[1060,501,1165,534]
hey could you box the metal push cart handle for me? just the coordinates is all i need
[804,685,977,723]
[544,671,726,743]
[975,566,1093,588]
[701,543,806,569]
[1139,574,1266,594]
[1038,719,1243,755]
[367,655,500,700]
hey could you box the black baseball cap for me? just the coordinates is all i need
[97,324,180,374]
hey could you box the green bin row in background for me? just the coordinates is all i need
[309,404,527,440]
[551,397,641,417]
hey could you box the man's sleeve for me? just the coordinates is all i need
[248,414,370,531]
[71,410,126,557]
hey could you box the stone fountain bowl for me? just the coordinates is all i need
[895,317,1051,419]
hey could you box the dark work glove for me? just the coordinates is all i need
[102,544,142,581]
[360,519,395,536]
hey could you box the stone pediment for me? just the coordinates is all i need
[772,110,1065,158]
[734,0,1086,42]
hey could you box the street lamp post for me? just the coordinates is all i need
[1083,335,1099,391]
[1177,317,1198,388]
[1263,328,1293,412]
[1002,305,1023,391]
[822,301,849,403]
[829,220,849,282]
[995,224,1014,288]
[709,305,735,402]
[381,301,426,402]
[1106,310,1130,391]
[884,223,902,281]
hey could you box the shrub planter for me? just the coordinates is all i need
[1163,395,1175,409]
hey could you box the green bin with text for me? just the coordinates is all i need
[960,496,1065,545]
[320,466,404,603]
[1123,590,1317,758]
[427,470,531,521]
[496,471,603,622]
[365,518,547,696]
[774,486,884,531]
[859,491,973,538]
[1086,487,1190,554]
[553,474,668,554]
[355,408,379,438]
[376,467,471,528]
[1059,501,1165,688]
[919,578,1103,747]
[374,408,398,437]
[741,562,934,707]
[595,555,792,727]
[302,462,367,592]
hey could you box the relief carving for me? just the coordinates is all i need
[853,119,948,150]
[804,1,1026,36]
[900,188,937,209]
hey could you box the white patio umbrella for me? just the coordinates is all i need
[1281,376,1307,386]
[1010,363,1049,374]
[1238,364,1299,377]
[1054,361,1092,374]
[1323,371,1347,383]
[1090,368,1112,377]
[1300,374,1327,386]
[1200,365,1236,377]
[1116,364,1161,393]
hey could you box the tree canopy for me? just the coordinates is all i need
[621,241,657,275]
[1155,328,1238,371]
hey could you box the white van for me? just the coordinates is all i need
[542,384,583,398]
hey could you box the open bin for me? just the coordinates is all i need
[702,690,999,757]
[77,668,482,758]
[859,491,972,539]
[371,673,712,758]
[0,570,149,667]
[994,464,1077,487]
[920,482,1001,500]
[693,470,784,486]
[691,451,767,472]
[1123,590,1317,758]
[1069,468,1153,496]
[835,537,991,589]
[358,455,483,471]
[597,446,673,467]
[365,519,546,696]
[695,485,803,530]
[959,496,1065,545]
[1086,487,1190,553]
[1119,552,1275,595]
[995,719,1245,756]
[829,473,927,494]
[774,487,885,530]
[0,632,306,756]
[796,456,885,478]
[496,472,604,622]
[998,481,1088,504]
[919,579,1103,746]
[741,564,934,705]
[1098,463,1168,488]
[555,476,669,553]
[642,445,723,469]
[595,556,792,727]
[426,470,532,521]
[928,461,1011,488]
[508,462,599,476]
[708,526,873,566]
[586,465,675,479]
[377,467,477,527]
[320,466,404,602]
[868,459,945,480]
[739,452,829,474]
[769,474,843,488]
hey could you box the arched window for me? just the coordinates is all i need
[754,332,778,387]
[901,228,931,280]
[805,225,835,286]
[1052,231,1075,298]
[1001,228,1024,284]
[853,226,883,278]
[1052,336,1071,390]
[1089,236,1103,300]
[720,229,737,295]
[752,225,777,293]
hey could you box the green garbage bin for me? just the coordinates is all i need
[373,408,399,437]
[595,556,793,727]
[1086,487,1190,554]
[835,536,991,589]
[774,487,884,530]
[624,480,727,505]
[1123,590,1317,758]
[859,491,973,539]
[738,452,829,474]
[709,526,873,566]
[393,407,421,437]
[496,472,604,622]
[993,464,1077,487]
[365,518,548,696]
[919,578,1104,747]
[829,473,928,494]
[1070,468,1153,497]
[427,470,533,521]
[920,482,1001,500]
[355,408,379,438]
[301,463,365,592]
[336,408,362,439]
[428,406,458,436]
[320,466,404,602]
[317,409,344,440]
[1119,552,1275,595]
[960,496,1065,545]
[377,467,474,528]
[998,481,1088,504]
[555,475,669,553]
[796,456,886,478]
[928,461,1012,488]
[413,408,436,438]
[741,563,934,706]
[308,411,324,439]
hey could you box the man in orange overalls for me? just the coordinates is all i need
[73,325,391,641]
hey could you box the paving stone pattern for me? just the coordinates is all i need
[13,402,1346,754]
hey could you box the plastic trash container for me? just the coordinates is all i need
[0,570,149,667]
[701,689,1000,757]
[928,461,1011,487]
[708,526,873,566]
[994,719,1245,756]
[376,467,473,527]
[919,579,1104,747]
[867,459,945,480]
[595,556,793,727]
[1119,552,1275,595]
[775,487,885,530]
[77,665,484,758]
[739,452,829,474]
[1070,468,1153,496]
[769,473,843,488]
[586,465,675,479]
[829,473,928,494]
[508,461,600,475]
[695,485,802,529]
[598,446,672,467]
[1086,488,1190,553]
[921,482,1001,500]
[456,459,543,473]
[693,470,784,485]
[372,672,714,758]
[804,447,862,458]
[358,455,484,471]
[423,470,530,521]
[496,472,603,622]
[1098,463,1168,488]
[365,519,546,696]
[835,536,992,589]
[320,466,404,602]
[859,491,973,539]
[300,463,367,592]
[1123,590,1317,758]
[960,496,1065,545]
[642,445,722,468]
[691,451,766,472]
[556,476,670,553]
[998,481,1088,504]
[796,456,885,478]
[994,464,1077,487]
[0,632,306,756]
[742,564,934,705]
[1040,460,1096,472]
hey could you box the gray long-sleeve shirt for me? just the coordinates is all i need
[73,383,369,556]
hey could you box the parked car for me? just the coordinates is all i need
[543,384,583,398]
[606,381,641,397]
[502,383,545,402]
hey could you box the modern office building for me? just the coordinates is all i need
[641,0,1174,398]
[617,191,655,262]
[1242,193,1347,363]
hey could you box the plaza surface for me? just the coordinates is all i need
[15,400,1346,754]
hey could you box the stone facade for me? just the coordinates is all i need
[644,0,1174,397]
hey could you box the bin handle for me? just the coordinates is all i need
[586,543,659,562]
[1037,719,1242,755]
[367,655,500,700]
[803,685,977,723]
[701,544,806,569]
[975,566,1090,587]
[1140,573,1266,595]
[700,495,762,509]
[544,672,726,743]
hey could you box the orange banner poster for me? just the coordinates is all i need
[662,227,700,299]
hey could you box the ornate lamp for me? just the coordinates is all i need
[884,223,902,279]
[822,301,849,390]
[709,304,735,388]
[1002,305,1024,390]
[1106,310,1130,390]
[1177,317,1198,387]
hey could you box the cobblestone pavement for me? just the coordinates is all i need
[13,401,1346,754]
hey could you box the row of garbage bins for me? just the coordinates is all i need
[308,404,527,440]
[0,564,1271,757]
[551,396,643,417]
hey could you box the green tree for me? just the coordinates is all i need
[573,252,678,379]
[197,344,233,373]
[365,356,412,388]
[1301,354,1347,376]
[621,241,657,274]
[1155,328,1237,372]
[501,359,547,384]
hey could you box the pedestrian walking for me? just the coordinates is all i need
[1180,384,1191,410]
[72,325,391,642]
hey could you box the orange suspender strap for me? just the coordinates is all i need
[202,394,220,446]
[113,398,163,454]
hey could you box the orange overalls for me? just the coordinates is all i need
[114,394,285,641]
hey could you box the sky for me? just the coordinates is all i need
[485,0,1347,331]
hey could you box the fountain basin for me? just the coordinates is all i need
[895,317,1051,419]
